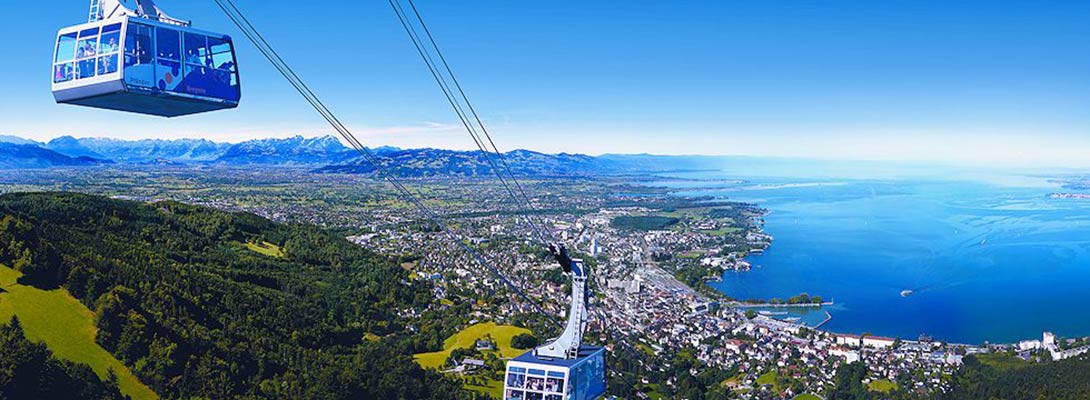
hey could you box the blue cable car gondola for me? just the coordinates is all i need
[503,247,607,400]
[52,0,240,117]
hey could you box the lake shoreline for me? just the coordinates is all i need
[660,174,1090,345]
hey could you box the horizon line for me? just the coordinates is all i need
[5,133,1090,171]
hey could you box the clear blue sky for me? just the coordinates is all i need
[2,0,1089,166]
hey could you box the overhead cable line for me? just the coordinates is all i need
[212,0,559,326]
[403,0,546,231]
[387,0,555,245]
[387,0,549,244]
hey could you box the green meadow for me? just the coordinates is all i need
[0,264,157,400]
[868,378,898,393]
[413,322,531,369]
[413,322,532,399]
[245,241,286,258]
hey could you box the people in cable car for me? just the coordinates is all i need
[98,55,117,75]
[54,64,73,82]
[186,50,202,65]
[507,372,525,388]
[54,10,241,116]
[545,378,563,392]
[102,37,118,53]
[526,376,544,391]
[78,42,97,58]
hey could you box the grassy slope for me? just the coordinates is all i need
[464,378,504,399]
[245,241,286,258]
[756,370,779,386]
[756,370,783,393]
[413,322,532,399]
[868,379,897,393]
[700,227,743,236]
[0,264,157,400]
[974,353,1029,371]
[413,322,531,369]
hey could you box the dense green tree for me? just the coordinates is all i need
[828,362,868,400]
[0,192,482,400]
[945,354,1090,400]
[510,333,540,349]
[0,316,129,400]
[610,216,680,231]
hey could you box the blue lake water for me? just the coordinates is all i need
[660,164,1090,344]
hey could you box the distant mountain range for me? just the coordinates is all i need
[0,142,110,169]
[0,135,718,175]
[316,148,615,177]
[216,136,359,165]
[0,135,360,167]
[0,135,40,146]
[58,137,229,162]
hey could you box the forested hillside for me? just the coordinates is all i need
[0,317,128,400]
[944,353,1090,400]
[820,356,1090,400]
[0,192,480,400]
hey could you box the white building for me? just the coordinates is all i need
[829,347,861,363]
[835,334,862,347]
[700,257,726,267]
[1018,340,1041,351]
[863,335,897,349]
[1052,345,1090,361]
[1043,331,1056,347]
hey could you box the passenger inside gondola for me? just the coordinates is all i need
[186,50,202,65]
[78,42,97,58]
[54,17,241,116]
[54,64,73,83]
[98,55,117,75]
[102,37,118,53]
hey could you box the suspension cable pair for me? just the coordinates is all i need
[212,0,560,326]
[387,0,555,246]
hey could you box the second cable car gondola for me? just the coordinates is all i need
[52,0,240,117]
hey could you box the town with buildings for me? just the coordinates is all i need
[327,173,1090,399]
[4,166,1089,399]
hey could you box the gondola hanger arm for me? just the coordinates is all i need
[90,0,190,26]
